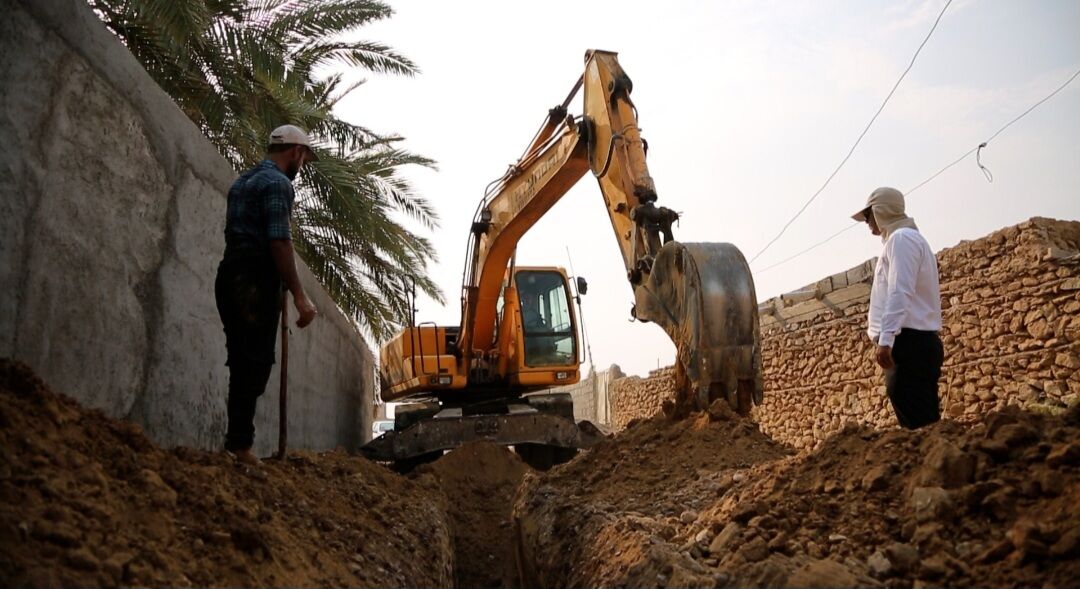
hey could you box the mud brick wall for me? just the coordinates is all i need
[610,367,676,430]
[606,218,1080,450]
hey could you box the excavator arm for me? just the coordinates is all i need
[459,49,762,414]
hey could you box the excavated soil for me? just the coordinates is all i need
[0,359,454,588]
[513,400,1080,588]
[4,357,1078,588]
[415,443,530,589]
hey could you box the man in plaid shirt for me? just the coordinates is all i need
[215,125,319,464]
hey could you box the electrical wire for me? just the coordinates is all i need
[748,0,954,264]
[752,65,1080,274]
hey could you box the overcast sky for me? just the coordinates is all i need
[335,0,1080,377]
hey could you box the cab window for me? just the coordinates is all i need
[515,270,575,367]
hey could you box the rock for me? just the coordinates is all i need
[828,533,848,544]
[679,510,698,524]
[740,536,769,563]
[785,558,861,588]
[981,488,1016,521]
[63,548,99,571]
[976,438,1011,461]
[917,439,975,489]
[708,522,744,555]
[910,486,953,523]
[1050,527,1080,559]
[1055,352,1080,369]
[919,554,949,579]
[137,469,178,507]
[861,465,892,492]
[101,553,133,584]
[1007,521,1051,562]
[767,531,790,554]
[31,521,81,547]
[1046,441,1080,468]
[993,423,1038,447]
[694,529,712,546]
[976,538,1014,564]
[867,551,892,578]
[884,542,920,574]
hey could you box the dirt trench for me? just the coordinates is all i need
[3,357,1078,589]
[511,400,1080,588]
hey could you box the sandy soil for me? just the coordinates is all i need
[0,359,453,588]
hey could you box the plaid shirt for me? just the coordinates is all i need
[223,160,295,257]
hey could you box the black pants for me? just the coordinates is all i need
[215,255,282,451]
[885,328,944,430]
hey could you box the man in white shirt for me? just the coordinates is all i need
[852,187,943,429]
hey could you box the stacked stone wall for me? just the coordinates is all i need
[605,218,1080,450]
[610,367,676,430]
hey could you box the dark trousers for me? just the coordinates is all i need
[215,256,282,451]
[884,328,944,430]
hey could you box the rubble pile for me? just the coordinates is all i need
[514,400,1080,588]
[513,401,790,588]
[0,359,454,588]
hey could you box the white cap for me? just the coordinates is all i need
[269,124,319,159]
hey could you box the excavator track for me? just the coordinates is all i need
[633,241,762,416]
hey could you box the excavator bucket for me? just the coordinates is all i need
[633,242,762,415]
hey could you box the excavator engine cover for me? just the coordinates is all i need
[633,242,762,415]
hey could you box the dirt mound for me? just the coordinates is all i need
[684,406,1080,588]
[513,401,791,588]
[0,359,454,588]
[513,397,1080,588]
[416,442,530,588]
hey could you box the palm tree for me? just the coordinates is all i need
[87,0,443,340]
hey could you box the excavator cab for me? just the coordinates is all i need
[514,269,577,371]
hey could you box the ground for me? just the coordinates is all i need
[1,358,1077,588]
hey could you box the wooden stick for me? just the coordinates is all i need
[277,294,289,459]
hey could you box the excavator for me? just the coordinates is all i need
[361,50,762,470]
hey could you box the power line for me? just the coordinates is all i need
[748,0,954,264]
[753,64,1080,275]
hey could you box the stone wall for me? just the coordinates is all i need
[1,0,375,455]
[604,218,1080,450]
[610,367,676,430]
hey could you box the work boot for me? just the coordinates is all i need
[227,447,260,466]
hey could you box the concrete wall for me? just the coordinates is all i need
[549,364,624,424]
[0,0,375,456]
[604,218,1080,450]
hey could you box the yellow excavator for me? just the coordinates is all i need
[362,50,762,469]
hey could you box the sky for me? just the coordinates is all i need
[334,0,1080,378]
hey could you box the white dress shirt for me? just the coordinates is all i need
[867,227,942,347]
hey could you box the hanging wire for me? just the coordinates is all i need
[752,64,1080,275]
[976,142,994,182]
[748,0,955,264]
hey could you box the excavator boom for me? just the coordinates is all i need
[459,49,762,414]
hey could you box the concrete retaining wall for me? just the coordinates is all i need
[549,364,624,424]
[0,0,375,456]
[604,218,1080,449]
